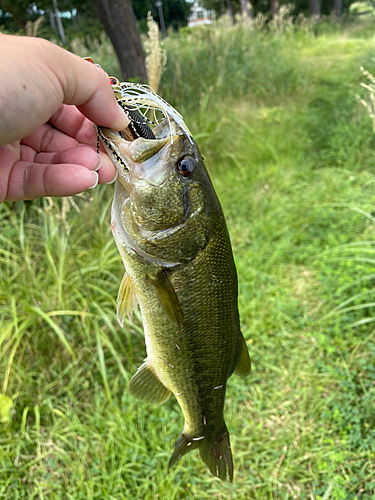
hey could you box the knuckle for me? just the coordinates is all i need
[22,162,35,199]
[40,127,55,152]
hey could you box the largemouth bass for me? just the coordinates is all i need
[97,83,251,482]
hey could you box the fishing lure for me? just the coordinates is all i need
[83,57,192,147]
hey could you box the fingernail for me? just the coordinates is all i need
[95,154,103,171]
[105,171,118,185]
[88,171,99,189]
[114,110,130,131]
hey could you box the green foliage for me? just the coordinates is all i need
[159,23,302,114]
[3,17,375,500]
[204,0,359,18]
[0,395,12,424]
[0,0,191,36]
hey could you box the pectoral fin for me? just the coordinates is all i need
[234,335,251,378]
[129,360,171,405]
[148,270,183,324]
[117,273,139,326]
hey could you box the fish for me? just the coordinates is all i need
[97,84,251,482]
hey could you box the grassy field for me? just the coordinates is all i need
[2,18,375,499]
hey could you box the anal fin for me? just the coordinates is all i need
[129,360,171,405]
[234,334,251,378]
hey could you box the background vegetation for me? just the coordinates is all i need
[2,11,375,500]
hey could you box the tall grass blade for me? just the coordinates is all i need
[26,306,76,359]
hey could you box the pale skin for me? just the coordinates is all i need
[0,34,130,203]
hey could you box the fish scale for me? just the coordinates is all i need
[97,82,251,481]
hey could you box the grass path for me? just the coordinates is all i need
[1,23,375,499]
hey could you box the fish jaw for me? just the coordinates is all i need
[99,127,182,189]
[99,119,210,247]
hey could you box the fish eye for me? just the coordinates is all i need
[177,156,197,178]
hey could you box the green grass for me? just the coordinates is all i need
[2,19,375,499]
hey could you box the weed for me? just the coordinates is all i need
[2,17,375,500]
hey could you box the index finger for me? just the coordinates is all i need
[51,51,129,130]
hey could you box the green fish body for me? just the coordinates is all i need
[99,113,250,482]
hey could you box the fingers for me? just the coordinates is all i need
[42,41,128,130]
[36,146,101,170]
[21,109,99,154]
[21,115,99,154]
[19,119,117,184]
[21,122,79,154]
[0,35,128,146]
[5,161,100,202]
[0,143,117,203]
[48,105,98,144]
[35,146,116,184]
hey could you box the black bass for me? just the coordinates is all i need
[98,83,251,482]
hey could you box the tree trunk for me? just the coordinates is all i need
[240,0,253,19]
[71,10,77,27]
[334,0,342,17]
[49,10,56,33]
[270,0,279,18]
[95,0,147,82]
[225,0,236,24]
[52,0,66,45]
[310,0,320,17]
[156,0,166,37]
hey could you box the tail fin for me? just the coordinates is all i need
[168,425,233,482]
[199,426,233,482]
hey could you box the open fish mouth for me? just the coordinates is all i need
[98,126,171,167]
[96,83,196,192]
[81,62,193,168]
[98,123,184,192]
[97,81,193,172]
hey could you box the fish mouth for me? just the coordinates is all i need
[99,114,183,162]
[98,118,183,189]
[100,128,171,163]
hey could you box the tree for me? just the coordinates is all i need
[240,0,253,19]
[310,0,320,17]
[94,0,147,81]
[0,0,147,82]
[333,0,342,17]
[270,0,279,17]
[225,0,236,22]
[161,0,191,30]
[0,0,30,28]
[203,0,241,19]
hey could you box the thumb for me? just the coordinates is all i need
[50,50,128,131]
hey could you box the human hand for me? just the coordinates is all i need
[0,34,129,203]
